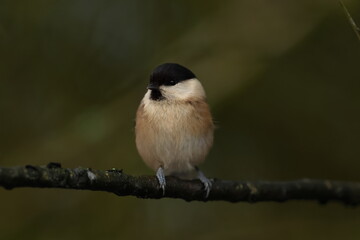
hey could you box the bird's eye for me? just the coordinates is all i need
[167,80,177,86]
[162,78,179,86]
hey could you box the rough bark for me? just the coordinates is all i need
[1,163,360,205]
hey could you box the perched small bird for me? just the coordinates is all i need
[135,63,214,197]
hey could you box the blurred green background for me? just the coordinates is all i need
[1,0,360,239]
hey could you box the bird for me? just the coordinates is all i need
[135,63,214,197]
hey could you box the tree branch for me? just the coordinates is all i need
[1,163,360,205]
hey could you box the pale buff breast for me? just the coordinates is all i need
[135,94,214,176]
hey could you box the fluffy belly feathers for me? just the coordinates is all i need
[135,100,213,175]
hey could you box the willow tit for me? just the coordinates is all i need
[135,63,214,197]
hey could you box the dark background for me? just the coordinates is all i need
[1,0,360,239]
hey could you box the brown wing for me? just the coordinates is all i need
[186,99,214,166]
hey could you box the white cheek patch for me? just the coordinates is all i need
[160,78,205,100]
[143,90,152,106]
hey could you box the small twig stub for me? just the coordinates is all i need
[340,0,360,42]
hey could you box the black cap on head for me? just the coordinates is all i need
[149,63,196,88]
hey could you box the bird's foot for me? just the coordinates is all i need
[196,167,212,198]
[156,167,166,196]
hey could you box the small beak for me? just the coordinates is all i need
[147,83,159,90]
